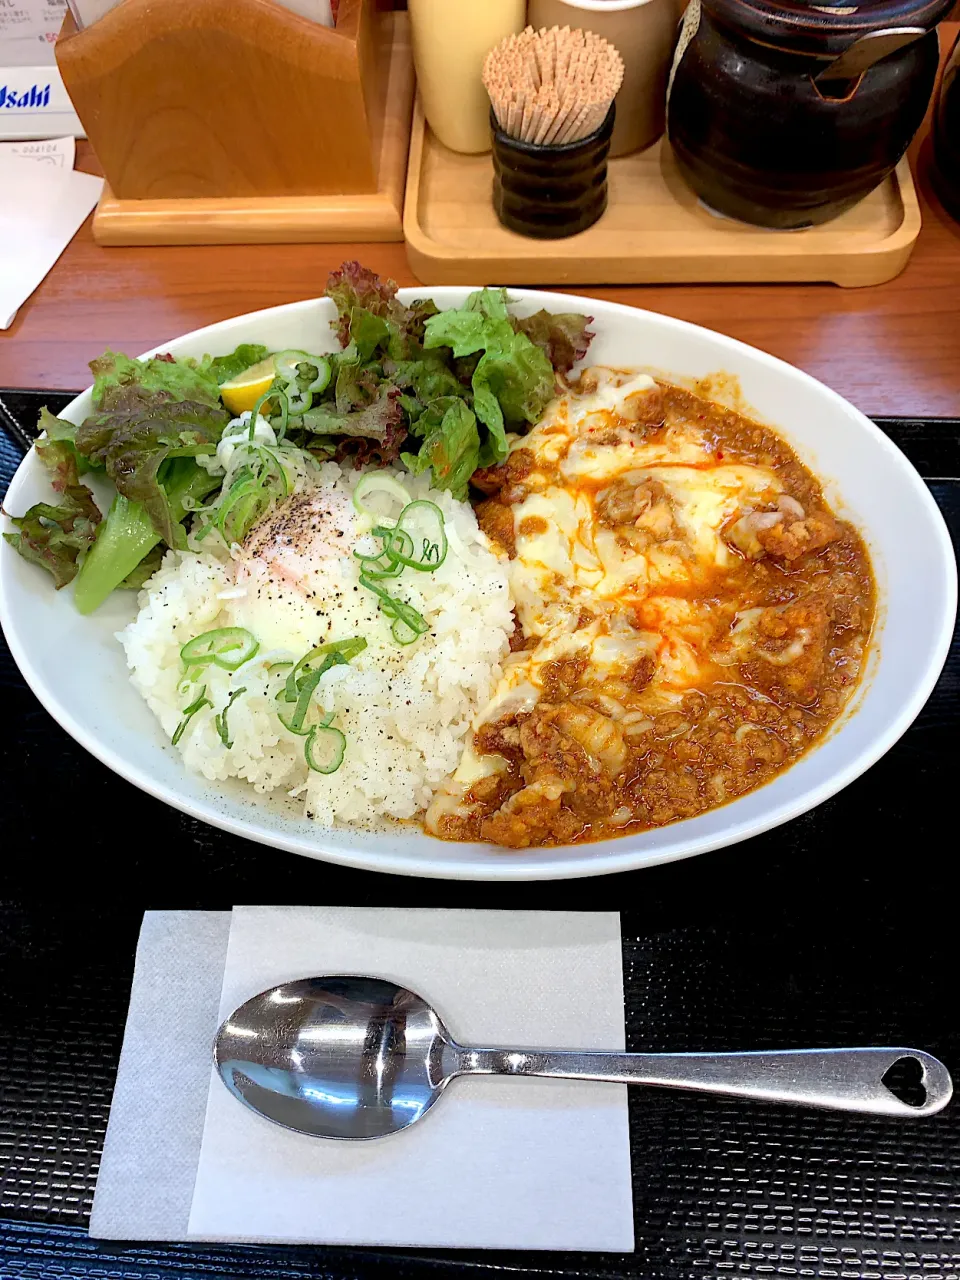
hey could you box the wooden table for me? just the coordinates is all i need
[2,107,960,417]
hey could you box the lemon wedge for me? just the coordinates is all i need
[220,356,277,416]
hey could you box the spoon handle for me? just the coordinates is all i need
[457,1045,952,1117]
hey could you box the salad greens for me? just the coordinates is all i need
[3,431,102,588]
[4,260,594,612]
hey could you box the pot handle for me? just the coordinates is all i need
[815,26,927,84]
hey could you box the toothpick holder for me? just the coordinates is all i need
[491,104,615,239]
[54,0,414,244]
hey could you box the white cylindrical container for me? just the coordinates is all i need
[527,0,680,156]
[408,0,526,154]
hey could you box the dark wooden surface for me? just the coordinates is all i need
[1,25,959,417]
[1,390,959,1278]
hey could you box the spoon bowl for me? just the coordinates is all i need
[215,976,454,1139]
[215,975,953,1141]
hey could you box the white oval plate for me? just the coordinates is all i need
[1,290,955,879]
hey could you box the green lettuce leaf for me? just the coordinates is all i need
[326,261,407,347]
[330,345,383,414]
[3,437,101,588]
[401,397,481,499]
[200,343,270,385]
[73,463,221,615]
[118,543,164,589]
[301,385,406,465]
[388,352,465,410]
[76,386,228,548]
[91,350,222,410]
[325,262,440,362]
[475,333,555,426]
[423,308,490,359]
[349,309,392,362]
[318,265,592,484]
[36,406,98,476]
[423,289,554,464]
[466,287,510,321]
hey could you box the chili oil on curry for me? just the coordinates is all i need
[425,368,876,850]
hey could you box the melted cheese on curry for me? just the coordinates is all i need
[427,368,875,849]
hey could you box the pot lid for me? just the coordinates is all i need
[703,0,953,55]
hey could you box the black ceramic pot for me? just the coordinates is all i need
[491,104,615,240]
[667,0,952,229]
[932,32,960,222]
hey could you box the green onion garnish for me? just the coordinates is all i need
[353,500,447,645]
[172,687,212,745]
[181,627,259,671]
[285,666,328,733]
[217,468,270,544]
[281,636,367,705]
[273,351,332,417]
[352,471,412,518]
[353,502,447,577]
[214,687,247,749]
[274,638,365,773]
[390,501,448,572]
[304,723,346,774]
[359,572,430,646]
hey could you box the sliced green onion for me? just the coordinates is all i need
[214,687,247,749]
[304,723,346,774]
[306,360,331,394]
[172,687,211,745]
[218,470,269,544]
[390,501,448,571]
[287,387,313,416]
[352,472,412,518]
[275,352,332,416]
[286,666,329,732]
[276,637,365,745]
[274,349,310,381]
[390,616,422,645]
[358,573,430,646]
[353,549,404,580]
[249,388,279,436]
[314,636,367,662]
[282,636,367,704]
[353,501,447,585]
[372,524,416,563]
[269,387,290,440]
[387,599,431,644]
[358,573,393,604]
[275,349,332,384]
[181,627,259,671]
[261,446,292,497]
[278,707,311,735]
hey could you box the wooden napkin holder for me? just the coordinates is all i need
[55,0,414,244]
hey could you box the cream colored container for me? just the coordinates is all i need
[408,0,525,154]
[528,0,680,156]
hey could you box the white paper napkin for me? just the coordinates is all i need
[0,148,102,329]
[90,911,233,1241]
[188,906,633,1252]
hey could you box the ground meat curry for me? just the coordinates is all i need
[425,369,876,850]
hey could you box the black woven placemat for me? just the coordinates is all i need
[1,391,959,1280]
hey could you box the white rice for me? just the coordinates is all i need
[118,465,513,828]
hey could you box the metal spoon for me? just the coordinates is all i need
[214,976,953,1140]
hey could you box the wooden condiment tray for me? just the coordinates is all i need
[403,101,921,288]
